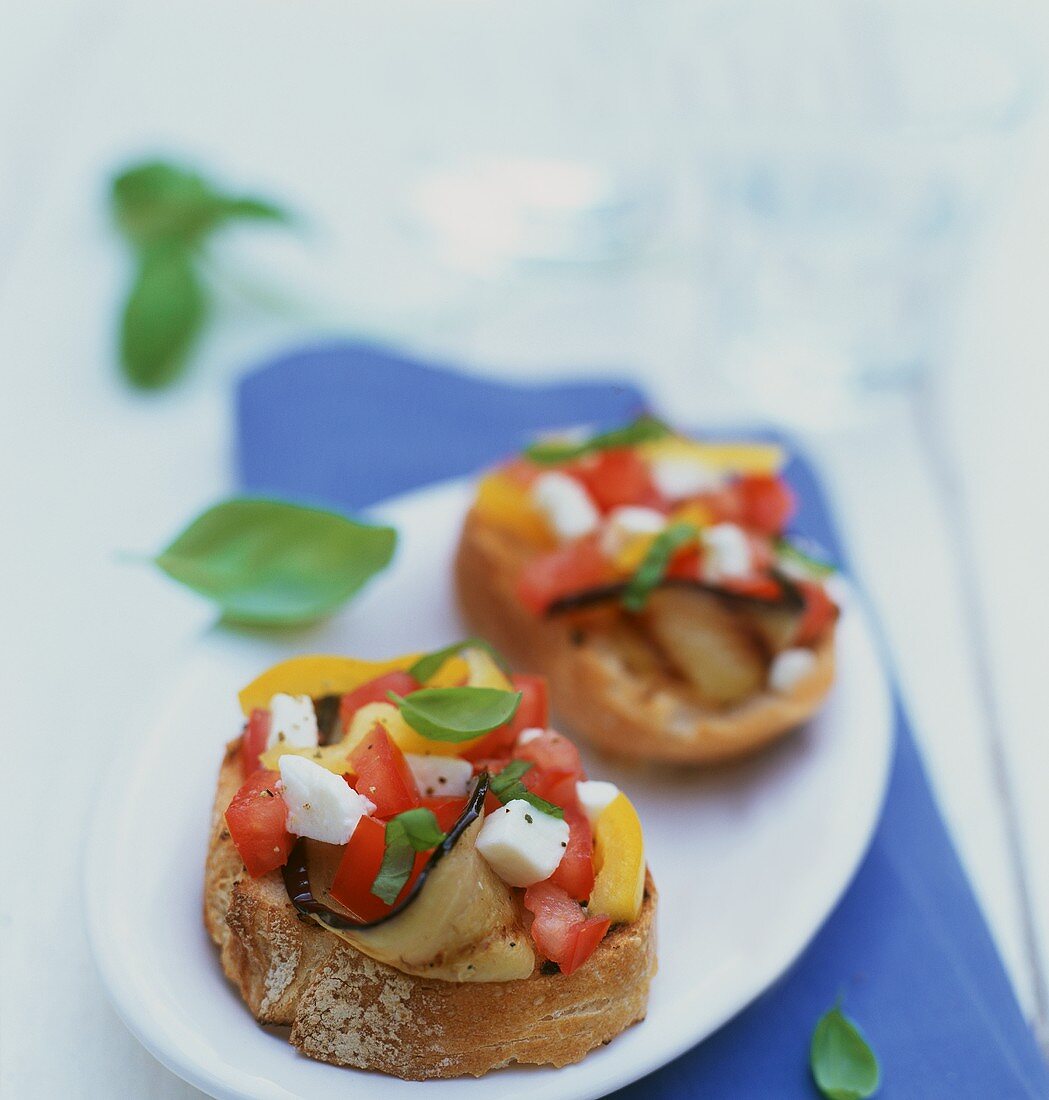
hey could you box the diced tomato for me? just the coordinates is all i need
[224,770,293,877]
[524,881,611,976]
[516,536,613,615]
[737,475,796,535]
[665,546,701,581]
[240,708,271,777]
[349,724,422,818]
[717,575,784,601]
[338,670,419,729]
[514,728,585,781]
[549,803,595,902]
[570,449,664,513]
[330,815,428,922]
[461,674,549,762]
[421,795,468,832]
[795,581,838,645]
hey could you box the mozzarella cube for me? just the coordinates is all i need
[531,472,600,540]
[475,799,570,887]
[601,506,667,557]
[279,755,374,845]
[267,693,319,750]
[700,523,751,582]
[405,754,474,798]
[575,780,621,826]
[768,647,817,693]
[651,457,726,500]
[516,727,545,747]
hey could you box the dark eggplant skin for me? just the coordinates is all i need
[282,773,490,931]
[313,694,342,745]
[545,570,805,617]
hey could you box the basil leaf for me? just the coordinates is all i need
[111,158,290,389]
[524,415,670,465]
[810,1004,880,1100]
[490,759,564,819]
[371,808,446,905]
[389,687,521,743]
[120,244,207,389]
[112,160,289,246]
[622,522,700,612]
[408,638,510,683]
[153,498,396,625]
[776,537,836,579]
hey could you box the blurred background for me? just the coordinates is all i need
[1,0,1048,1093]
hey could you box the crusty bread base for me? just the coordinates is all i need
[205,740,657,1080]
[455,511,836,765]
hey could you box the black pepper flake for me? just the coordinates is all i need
[541,960,560,975]
[561,841,567,847]
[509,942,516,948]
[219,829,230,841]
[438,776,447,784]
[525,813,534,824]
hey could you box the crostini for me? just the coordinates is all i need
[455,418,839,764]
[205,644,656,1079]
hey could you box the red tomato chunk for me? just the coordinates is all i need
[224,769,293,877]
[338,670,419,729]
[524,881,610,975]
[349,725,421,818]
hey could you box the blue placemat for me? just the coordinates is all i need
[236,340,1049,1099]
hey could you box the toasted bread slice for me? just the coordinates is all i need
[205,740,657,1080]
[455,511,835,764]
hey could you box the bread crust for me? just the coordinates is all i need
[205,740,657,1079]
[455,510,836,764]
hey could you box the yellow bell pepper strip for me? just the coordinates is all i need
[237,654,419,716]
[258,740,356,775]
[474,472,554,547]
[462,646,514,692]
[639,436,785,476]
[588,793,646,924]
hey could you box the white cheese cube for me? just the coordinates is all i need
[600,506,667,557]
[651,457,726,500]
[405,754,474,798]
[267,693,319,750]
[531,471,600,540]
[575,780,620,826]
[475,799,570,887]
[279,755,375,845]
[700,523,751,582]
[516,727,545,747]
[768,647,817,693]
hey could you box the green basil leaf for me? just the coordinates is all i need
[153,498,396,625]
[371,808,446,905]
[112,160,289,246]
[393,807,448,850]
[810,1004,880,1100]
[120,244,207,389]
[621,522,701,612]
[489,759,564,819]
[112,161,217,246]
[524,415,671,465]
[776,537,836,579]
[408,638,510,683]
[389,687,521,743]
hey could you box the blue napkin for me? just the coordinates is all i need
[236,341,1049,1099]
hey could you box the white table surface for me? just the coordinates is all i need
[1,2,1047,1096]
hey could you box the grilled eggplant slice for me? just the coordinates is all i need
[641,588,766,705]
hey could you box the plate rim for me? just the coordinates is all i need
[84,475,894,1100]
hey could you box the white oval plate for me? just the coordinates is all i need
[85,478,892,1100]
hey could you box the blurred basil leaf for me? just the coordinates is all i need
[810,1003,880,1100]
[111,158,290,389]
[120,244,207,389]
[153,498,396,626]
